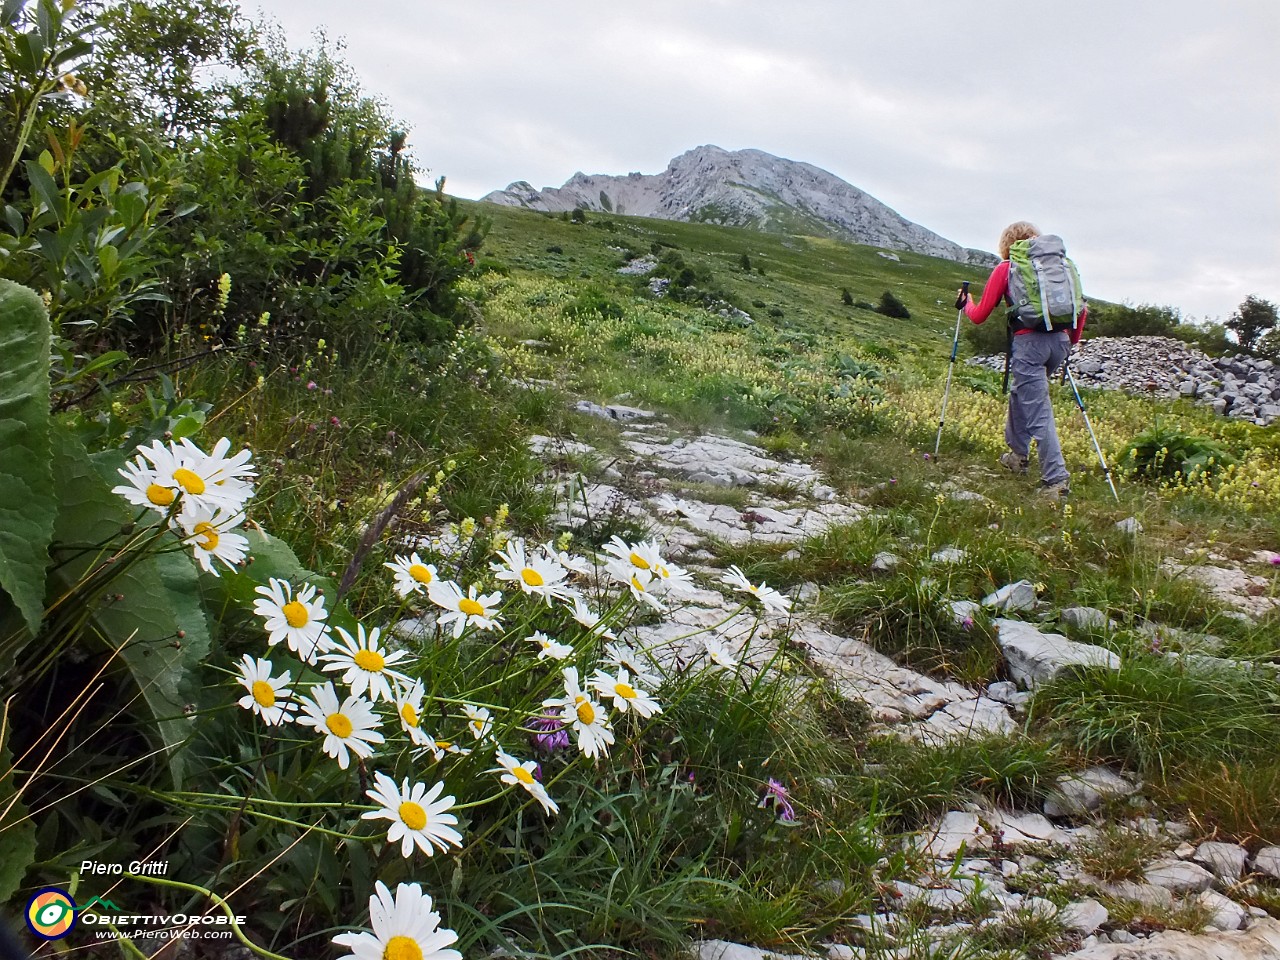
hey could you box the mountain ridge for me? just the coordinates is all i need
[481,145,997,267]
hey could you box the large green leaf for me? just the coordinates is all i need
[45,430,212,786]
[0,719,37,903]
[0,280,56,635]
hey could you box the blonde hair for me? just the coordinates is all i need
[998,221,1040,260]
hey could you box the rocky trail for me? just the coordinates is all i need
[525,397,1280,960]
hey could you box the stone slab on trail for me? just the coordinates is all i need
[623,433,830,493]
[995,618,1121,688]
[1055,917,1280,959]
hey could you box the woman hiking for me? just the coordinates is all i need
[957,221,1087,501]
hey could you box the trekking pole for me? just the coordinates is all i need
[1062,362,1120,502]
[934,281,968,457]
[1001,324,1013,395]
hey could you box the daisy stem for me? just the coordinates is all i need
[123,872,295,960]
[133,787,365,840]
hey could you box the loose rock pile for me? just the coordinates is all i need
[970,337,1280,425]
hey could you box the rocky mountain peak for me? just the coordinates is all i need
[482,146,995,266]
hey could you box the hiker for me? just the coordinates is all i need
[957,221,1087,500]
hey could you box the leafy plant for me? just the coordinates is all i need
[1120,423,1236,482]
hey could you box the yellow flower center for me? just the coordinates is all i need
[408,563,433,584]
[435,740,453,751]
[383,936,424,960]
[398,801,428,831]
[325,712,353,739]
[520,567,545,587]
[146,483,176,506]
[400,703,420,727]
[282,601,309,628]
[354,649,386,672]
[512,765,535,785]
[575,697,596,726]
[629,551,651,570]
[251,680,276,708]
[458,597,486,617]
[616,683,637,700]
[193,521,219,550]
[630,576,647,592]
[171,467,206,495]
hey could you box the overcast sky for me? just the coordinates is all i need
[258,1,1278,322]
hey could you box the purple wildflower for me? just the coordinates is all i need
[529,713,569,754]
[306,380,318,391]
[1269,554,1280,566]
[961,616,975,632]
[758,777,796,822]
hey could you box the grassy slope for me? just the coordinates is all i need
[470,200,979,363]
[464,198,1280,830]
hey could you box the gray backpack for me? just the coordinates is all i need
[1007,235,1084,332]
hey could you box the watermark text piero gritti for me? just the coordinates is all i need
[81,859,171,877]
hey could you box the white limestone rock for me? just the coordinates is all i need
[1144,858,1215,893]
[1196,841,1250,882]
[994,618,1121,688]
[1043,767,1141,818]
[983,581,1038,613]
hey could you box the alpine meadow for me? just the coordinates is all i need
[3,4,1280,960]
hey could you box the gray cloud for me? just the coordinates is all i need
[258,0,1278,321]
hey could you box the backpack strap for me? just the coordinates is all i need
[1066,260,1082,329]
[1031,255,1053,331]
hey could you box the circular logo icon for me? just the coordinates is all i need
[26,887,78,940]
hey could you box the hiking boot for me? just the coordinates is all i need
[1038,480,1070,502]
[999,452,1029,475]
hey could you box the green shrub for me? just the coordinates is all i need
[875,290,910,319]
[1086,302,1180,339]
[1120,423,1236,482]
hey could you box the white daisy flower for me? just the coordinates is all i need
[491,750,558,815]
[652,557,696,595]
[178,436,256,495]
[112,455,181,517]
[176,505,249,576]
[703,636,739,670]
[590,667,663,718]
[384,552,439,598]
[394,681,433,747]
[296,682,384,770]
[569,595,617,640]
[603,535,662,575]
[602,641,663,688]
[541,542,593,576]
[130,437,253,516]
[492,538,571,603]
[252,578,331,662]
[721,565,792,614]
[427,579,503,638]
[422,738,472,762]
[463,704,494,741]
[319,624,410,704]
[362,772,463,859]
[605,562,666,612]
[233,655,296,725]
[527,631,574,661]
[332,880,461,960]
[546,667,614,760]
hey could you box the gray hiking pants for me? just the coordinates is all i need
[1006,330,1071,486]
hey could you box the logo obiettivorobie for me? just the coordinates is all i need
[25,887,78,940]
